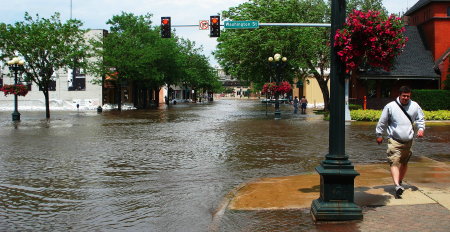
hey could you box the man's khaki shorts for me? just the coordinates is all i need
[387,138,413,167]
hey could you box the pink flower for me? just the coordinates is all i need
[334,10,407,73]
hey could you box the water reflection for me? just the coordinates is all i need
[0,100,448,231]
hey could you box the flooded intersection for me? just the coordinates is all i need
[0,100,449,231]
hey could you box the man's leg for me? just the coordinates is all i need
[390,165,401,186]
[399,164,408,184]
[387,138,405,198]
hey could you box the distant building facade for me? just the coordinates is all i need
[216,67,251,98]
[0,29,105,110]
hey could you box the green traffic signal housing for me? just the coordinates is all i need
[210,16,220,37]
[161,17,171,38]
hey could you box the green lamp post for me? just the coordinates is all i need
[310,0,363,221]
[268,54,287,119]
[7,57,25,122]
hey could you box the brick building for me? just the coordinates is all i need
[350,0,449,108]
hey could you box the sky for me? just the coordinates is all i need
[0,0,419,67]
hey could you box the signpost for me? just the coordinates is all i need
[224,21,259,29]
[199,20,209,30]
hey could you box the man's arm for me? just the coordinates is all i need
[415,105,425,137]
[376,106,390,144]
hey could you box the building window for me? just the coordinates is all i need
[68,68,86,91]
[447,7,450,16]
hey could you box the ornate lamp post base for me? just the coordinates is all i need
[311,160,363,221]
[274,110,281,119]
[274,100,281,119]
[12,111,21,121]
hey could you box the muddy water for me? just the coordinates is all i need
[0,100,448,231]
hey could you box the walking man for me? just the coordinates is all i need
[376,86,425,198]
[300,96,308,114]
[293,96,299,114]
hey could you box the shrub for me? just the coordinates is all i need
[412,90,450,111]
[350,109,450,121]
[349,103,363,110]
[423,110,450,120]
[350,109,382,121]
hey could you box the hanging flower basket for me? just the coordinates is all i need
[1,84,29,97]
[262,81,292,96]
[334,10,408,73]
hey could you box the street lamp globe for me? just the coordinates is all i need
[282,57,287,62]
[274,53,281,62]
[268,57,274,62]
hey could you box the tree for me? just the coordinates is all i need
[177,39,220,101]
[216,0,332,110]
[90,12,165,110]
[347,0,387,15]
[0,12,90,119]
[216,0,391,111]
[90,12,216,109]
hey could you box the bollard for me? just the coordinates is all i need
[363,96,367,110]
[97,106,102,113]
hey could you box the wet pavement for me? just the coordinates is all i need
[216,156,450,231]
[0,99,449,231]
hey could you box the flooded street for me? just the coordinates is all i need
[0,100,449,231]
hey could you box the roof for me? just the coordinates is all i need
[359,26,440,79]
[434,47,450,74]
[405,0,450,16]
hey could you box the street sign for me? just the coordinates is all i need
[224,21,259,29]
[199,20,209,30]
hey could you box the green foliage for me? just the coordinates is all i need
[223,87,235,94]
[90,12,164,86]
[423,110,450,120]
[350,109,450,121]
[347,0,387,16]
[89,12,220,104]
[442,75,450,90]
[216,0,389,111]
[216,0,331,110]
[0,12,90,118]
[349,103,363,110]
[412,90,450,111]
[350,109,382,121]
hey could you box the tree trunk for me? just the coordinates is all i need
[132,82,139,108]
[143,87,148,109]
[155,87,161,107]
[44,90,50,119]
[192,88,197,102]
[116,82,122,111]
[317,78,330,111]
[307,60,330,111]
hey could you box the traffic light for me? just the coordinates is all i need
[210,15,220,37]
[161,17,171,38]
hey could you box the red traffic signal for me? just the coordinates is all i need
[161,17,171,38]
[210,16,220,37]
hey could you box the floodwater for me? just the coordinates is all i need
[0,100,449,231]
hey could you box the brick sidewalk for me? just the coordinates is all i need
[213,157,450,231]
[216,203,450,232]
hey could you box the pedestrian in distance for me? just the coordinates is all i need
[300,96,308,114]
[375,86,425,199]
[293,96,299,114]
